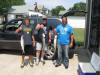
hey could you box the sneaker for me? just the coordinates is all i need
[55,63,61,67]
[64,64,69,69]
[20,62,24,68]
[29,61,33,67]
[36,59,39,65]
[65,65,68,69]
[41,58,45,64]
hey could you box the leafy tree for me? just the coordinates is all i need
[69,2,86,11]
[51,5,65,16]
[0,0,25,15]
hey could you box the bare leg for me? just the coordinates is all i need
[21,54,25,67]
[36,50,40,65]
[29,55,32,62]
[29,55,33,66]
[22,55,25,63]
[41,50,45,59]
[36,50,40,59]
[41,50,45,64]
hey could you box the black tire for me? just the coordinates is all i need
[45,44,56,60]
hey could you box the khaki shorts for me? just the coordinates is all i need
[36,42,48,51]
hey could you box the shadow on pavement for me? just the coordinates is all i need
[74,46,91,62]
[0,49,22,55]
[0,49,36,56]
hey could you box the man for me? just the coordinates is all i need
[15,17,35,67]
[54,16,74,69]
[35,16,52,65]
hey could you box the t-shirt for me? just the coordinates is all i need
[21,25,34,45]
[37,24,52,43]
[56,24,74,45]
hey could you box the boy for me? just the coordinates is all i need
[15,17,35,67]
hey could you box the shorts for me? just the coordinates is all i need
[36,42,48,51]
[22,45,33,55]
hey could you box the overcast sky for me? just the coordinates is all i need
[25,0,86,10]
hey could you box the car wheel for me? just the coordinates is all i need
[45,44,56,60]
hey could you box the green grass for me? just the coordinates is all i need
[73,28,85,46]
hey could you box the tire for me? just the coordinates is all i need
[45,44,56,60]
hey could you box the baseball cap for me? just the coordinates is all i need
[42,15,47,20]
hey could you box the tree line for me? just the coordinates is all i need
[0,0,25,15]
[51,2,86,16]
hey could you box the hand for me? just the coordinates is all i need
[70,43,73,48]
[48,39,51,43]
[33,42,35,48]
[40,25,44,28]
[54,28,56,35]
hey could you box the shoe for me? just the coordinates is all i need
[29,61,33,67]
[20,62,24,68]
[55,63,61,67]
[36,59,39,65]
[41,58,45,64]
[64,64,69,69]
[65,65,68,69]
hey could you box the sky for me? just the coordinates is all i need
[25,0,86,10]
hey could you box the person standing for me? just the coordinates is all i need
[35,16,52,65]
[54,16,74,69]
[15,17,35,67]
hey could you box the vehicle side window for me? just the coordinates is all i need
[47,19,62,29]
[5,20,22,31]
[30,19,37,29]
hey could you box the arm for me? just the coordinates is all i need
[70,34,74,48]
[69,27,74,48]
[54,26,59,35]
[54,28,57,35]
[15,27,22,34]
[48,30,52,43]
[35,24,44,31]
[32,35,36,47]
[35,24,41,31]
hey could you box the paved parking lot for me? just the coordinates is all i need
[0,53,78,75]
[0,48,90,75]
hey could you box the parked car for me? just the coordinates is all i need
[0,17,75,59]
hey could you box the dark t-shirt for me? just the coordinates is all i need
[21,25,34,45]
[37,24,52,43]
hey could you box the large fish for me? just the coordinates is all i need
[20,36,25,53]
[42,33,46,50]
[54,35,57,51]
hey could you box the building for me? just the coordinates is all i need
[7,4,48,22]
[7,5,35,22]
[34,2,48,15]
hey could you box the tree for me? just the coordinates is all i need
[51,5,66,16]
[0,0,25,15]
[69,2,86,11]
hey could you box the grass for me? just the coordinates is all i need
[73,28,85,46]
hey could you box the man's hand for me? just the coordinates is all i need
[40,24,44,29]
[15,27,22,34]
[35,24,44,30]
[33,42,35,48]
[54,28,56,35]
[48,39,51,43]
[70,43,73,48]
